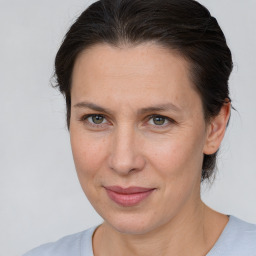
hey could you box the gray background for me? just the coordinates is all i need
[1,0,255,255]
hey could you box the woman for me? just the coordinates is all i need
[23,0,256,255]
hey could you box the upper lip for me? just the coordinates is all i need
[104,186,155,194]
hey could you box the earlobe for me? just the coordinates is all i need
[203,102,231,155]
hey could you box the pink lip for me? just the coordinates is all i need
[104,186,155,207]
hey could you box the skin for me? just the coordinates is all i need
[70,43,231,256]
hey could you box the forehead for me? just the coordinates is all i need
[72,42,190,83]
[71,43,201,112]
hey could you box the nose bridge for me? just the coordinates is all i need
[108,123,144,175]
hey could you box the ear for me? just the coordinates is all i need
[203,102,231,155]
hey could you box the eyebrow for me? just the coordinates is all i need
[73,101,181,115]
[138,103,181,115]
[73,102,113,114]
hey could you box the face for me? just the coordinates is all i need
[70,43,210,235]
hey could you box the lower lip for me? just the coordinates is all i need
[105,189,155,207]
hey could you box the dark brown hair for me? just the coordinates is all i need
[54,0,233,181]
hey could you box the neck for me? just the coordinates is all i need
[93,200,228,256]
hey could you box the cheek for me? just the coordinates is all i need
[70,128,108,179]
[70,130,111,204]
[144,129,205,192]
[145,136,203,213]
[147,137,202,173]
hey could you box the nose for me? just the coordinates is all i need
[108,125,146,175]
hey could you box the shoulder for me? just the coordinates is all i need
[208,216,256,256]
[22,226,98,256]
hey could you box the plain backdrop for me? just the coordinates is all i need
[1,0,256,255]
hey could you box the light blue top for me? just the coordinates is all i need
[23,216,256,256]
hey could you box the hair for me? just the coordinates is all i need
[54,0,233,181]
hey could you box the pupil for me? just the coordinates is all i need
[153,116,165,125]
[92,115,103,124]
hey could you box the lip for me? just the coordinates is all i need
[104,186,156,207]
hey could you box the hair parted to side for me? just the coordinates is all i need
[54,0,233,181]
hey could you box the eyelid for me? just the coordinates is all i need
[79,113,176,128]
[80,113,104,120]
[80,114,110,128]
[146,114,176,126]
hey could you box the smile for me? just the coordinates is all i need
[104,186,156,207]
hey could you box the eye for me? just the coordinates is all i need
[81,114,108,126]
[89,115,105,124]
[148,115,173,126]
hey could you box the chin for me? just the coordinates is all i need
[111,222,152,235]
[104,212,160,235]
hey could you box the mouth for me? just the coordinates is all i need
[104,186,156,207]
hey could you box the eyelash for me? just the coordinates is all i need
[79,114,176,129]
[147,115,176,127]
[80,114,108,128]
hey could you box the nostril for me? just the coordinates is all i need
[108,153,146,175]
